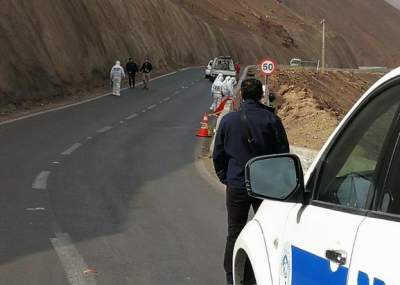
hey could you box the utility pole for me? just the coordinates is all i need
[321,19,326,72]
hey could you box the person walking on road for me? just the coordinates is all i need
[110,60,126,96]
[221,76,231,97]
[213,78,289,285]
[210,74,224,111]
[126,58,139,88]
[140,57,153,90]
[228,77,237,97]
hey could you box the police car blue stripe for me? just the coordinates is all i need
[292,246,348,285]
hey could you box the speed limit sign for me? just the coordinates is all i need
[261,59,276,75]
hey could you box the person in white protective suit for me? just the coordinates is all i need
[221,76,231,97]
[227,77,237,97]
[110,61,126,96]
[210,74,224,111]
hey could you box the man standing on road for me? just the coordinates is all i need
[140,57,153,90]
[110,60,126,96]
[126,58,139,89]
[213,79,289,285]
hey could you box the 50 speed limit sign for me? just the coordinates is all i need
[261,59,276,75]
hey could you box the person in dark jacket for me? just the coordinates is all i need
[213,78,289,285]
[126,58,139,88]
[140,57,153,90]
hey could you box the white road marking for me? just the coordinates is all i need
[119,121,125,124]
[163,97,171,102]
[0,70,182,126]
[142,110,147,113]
[32,171,51,190]
[96,126,112,133]
[51,232,97,285]
[149,71,177,82]
[147,104,157,110]
[26,207,46,211]
[125,113,138,120]
[61,143,81,156]
[87,137,93,140]
[175,90,180,94]
[52,161,61,165]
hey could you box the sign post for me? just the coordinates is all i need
[260,59,276,85]
[260,59,277,107]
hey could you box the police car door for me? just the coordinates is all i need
[347,80,400,285]
[280,79,400,285]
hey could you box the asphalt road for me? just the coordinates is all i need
[0,68,227,284]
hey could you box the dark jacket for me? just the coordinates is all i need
[126,62,139,74]
[140,62,153,73]
[213,100,289,189]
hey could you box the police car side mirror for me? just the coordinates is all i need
[245,154,305,203]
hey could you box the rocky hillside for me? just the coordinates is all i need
[0,0,397,109]
[269,69,382,149]
[285,0,400,67]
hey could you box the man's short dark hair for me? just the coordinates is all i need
[241,79,263,101]
[129,58,132,61]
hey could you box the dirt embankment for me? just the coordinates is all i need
[0,0,359,115]
[286,0,400,68]
[269,69,382,149]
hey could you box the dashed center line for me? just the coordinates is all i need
[51,232,97,285]
[32,171,51,190]
[26,207,46,211]
[125,113,138,120]
[61,143,81,156]
[163,97,171,102]
[96,126,113,133]
[147,104,157,110]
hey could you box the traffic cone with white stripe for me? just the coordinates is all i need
[196,113,212,137]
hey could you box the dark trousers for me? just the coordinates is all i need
[224,186,262,284]
[128,73,136,88]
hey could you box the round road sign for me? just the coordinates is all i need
[261,60,276,75]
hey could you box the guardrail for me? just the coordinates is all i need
[279,65,389,74]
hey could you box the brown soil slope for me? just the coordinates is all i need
[0,0,359,108]
[269,69,382,149]
[286,0,400,67]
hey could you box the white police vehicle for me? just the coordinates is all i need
[233,67,400,285]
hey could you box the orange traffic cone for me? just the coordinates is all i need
[196,113,212,137]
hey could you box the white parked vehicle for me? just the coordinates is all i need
[205,59,214,79]
[233,67,400,285]
[289,58,302,67]
[210,56,236,81]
